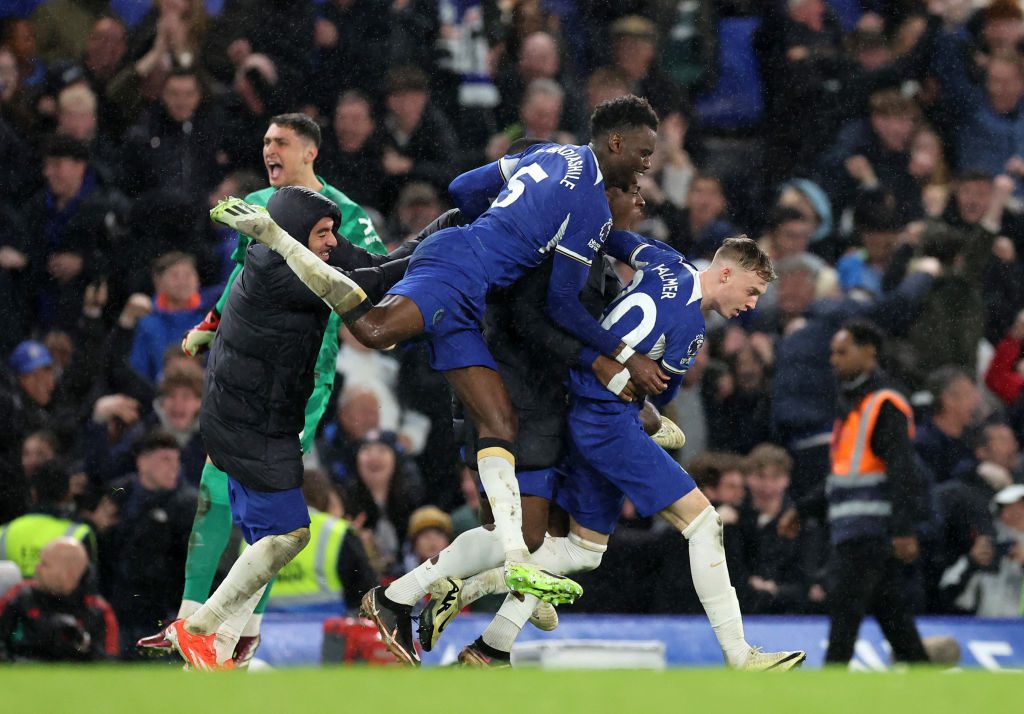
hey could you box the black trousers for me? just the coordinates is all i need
[825,536,929,664]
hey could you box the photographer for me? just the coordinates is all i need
[0,538,117,662]
[939,484,1024,616]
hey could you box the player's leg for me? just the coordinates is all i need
[658,491,805,670]
[416,492,556,652]
[167,481,310,669]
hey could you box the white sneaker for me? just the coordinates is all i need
[739,647,806,671]
[529,601,558,631]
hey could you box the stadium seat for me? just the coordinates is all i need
[694,17,764,132]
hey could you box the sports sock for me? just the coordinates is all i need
[481,592,538,653]
[471,635,511,663]
[459,567,508,607]
[177,599,202,620]
[213,585,266,664]
[253,576,273,615]
[180,462,233,604]
[385,525,506,606]
[186,528,310,635]
[531,533,606,574]
[476,439,529,562]
[682,505,750,666]
[241,612,263,638]
[457,534,606,607]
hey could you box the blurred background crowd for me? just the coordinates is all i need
[2,0,1024,661]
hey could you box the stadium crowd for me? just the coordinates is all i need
[2,0,1024,661]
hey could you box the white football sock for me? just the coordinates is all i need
[186,528,310,635]
[177,599,202,620]
[213,585,266,664]
[682,506,750,666]
[477,448,529,562]
[481,592,538,653]
[459,567,509,607]
[385,525,506,606]
[241,612,263,638]
[531,533,606,574]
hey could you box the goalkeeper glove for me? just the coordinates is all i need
[182,308,220,356]
[652,416,686,450]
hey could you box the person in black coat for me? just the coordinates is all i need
[166,186,412,669]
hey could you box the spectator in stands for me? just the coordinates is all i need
[819,89,923,223]
[606,15,689,124]
[24,135,126,332]
[0,341,76,471]
[0,461,95,579]
[402,505,453,573]
[908,125,951,218]
[494,31,586,137]
[379,66,457,210]
[915,367,981,485]
[937,172,1024,342]
[147,362,204,487]
[318,384,382,485]
[341,431,420,578]
[0,537,118,662]
[645,173,738,261]
[387,182,444,252]
[118,67,221,201]
[314,0,390,105]
[319,90,385,212]
[986,308,1024,408]
[739,444,809,614]
[218,53,280,174]
[105,429,195,656]
[30,0,108,64]
[835,195,906,299]
[939,484,1024,616]
[128,252,204,384]
[1,17,45,91]
[703,341,773,455]
[21,430,60,481]
[933,422,1021,599]
[487,78,576,161]
[755,204,839,312]
[932,10,1024,187]
[55,83,117,183]
[755,0,845,187]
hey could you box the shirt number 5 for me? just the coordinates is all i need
[492,164,550,208]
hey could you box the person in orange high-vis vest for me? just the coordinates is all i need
[780,320,928,665]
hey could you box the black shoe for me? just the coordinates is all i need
[360,586,420,666]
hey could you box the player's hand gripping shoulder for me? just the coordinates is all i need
[182,308,220,356]
[615,345,669,396]
[592,353,636,401]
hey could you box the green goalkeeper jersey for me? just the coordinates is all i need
[214,177,386,452]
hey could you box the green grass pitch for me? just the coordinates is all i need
[1,667,1019,714]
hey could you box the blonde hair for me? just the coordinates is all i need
[713,235,777,283]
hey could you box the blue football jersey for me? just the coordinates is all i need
[449,143,613,289]
[570,250,707,403]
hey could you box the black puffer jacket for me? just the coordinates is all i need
[201,187,406,491]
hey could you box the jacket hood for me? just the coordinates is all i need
[267,186,341,247]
